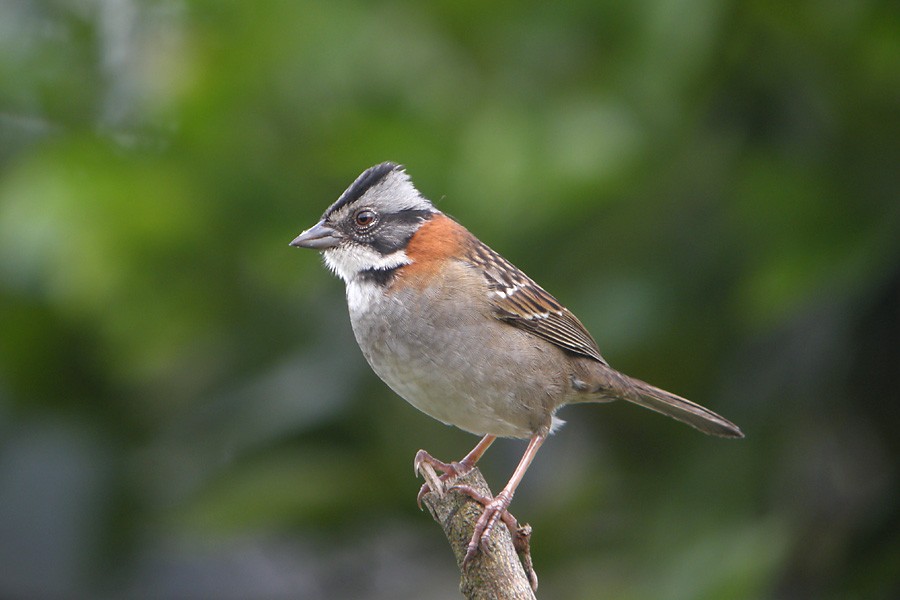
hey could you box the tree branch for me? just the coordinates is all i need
[419,465,537,599]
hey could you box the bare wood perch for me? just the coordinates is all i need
[418,464,538,599]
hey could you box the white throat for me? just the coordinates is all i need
[322,244,411,284]
[344,278,381,314]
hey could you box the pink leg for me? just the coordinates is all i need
[414,435,496,506]
[452,434,546,565]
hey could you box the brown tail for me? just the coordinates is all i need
[624,376,744,438]
[578,365,744,438]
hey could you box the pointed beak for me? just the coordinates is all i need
[289,221,342,250]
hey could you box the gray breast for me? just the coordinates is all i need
[344,274,568,438]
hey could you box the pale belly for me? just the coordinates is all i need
[345,279,567,438]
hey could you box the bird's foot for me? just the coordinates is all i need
[449,485,516,565]
[450,484,538,590]
[413,449,475,508]
[416,453,538,590]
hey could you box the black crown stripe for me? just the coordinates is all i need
[324,162,401,218]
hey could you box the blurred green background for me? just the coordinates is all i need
[1,1,898,598]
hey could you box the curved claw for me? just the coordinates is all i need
[416,482,432,509]
[413,449,452,476]
[417,435,541,590]
[414,450,474,508]
[414,435,498,508]
[450,485,515,566]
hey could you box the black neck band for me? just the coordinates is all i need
[359,266,399,286]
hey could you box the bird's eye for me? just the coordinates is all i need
[354,209,377,228]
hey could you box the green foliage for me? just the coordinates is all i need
[0,0,897,598]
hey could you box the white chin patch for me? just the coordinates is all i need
[323,245,410,283]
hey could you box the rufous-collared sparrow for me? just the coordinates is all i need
[291,162,743,569]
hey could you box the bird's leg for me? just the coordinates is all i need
[451,433,546,566]
[414,434,496,506]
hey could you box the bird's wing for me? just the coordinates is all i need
[464,238,607,364]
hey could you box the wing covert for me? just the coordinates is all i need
[464,238,607,364]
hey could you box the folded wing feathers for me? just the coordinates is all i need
[466,239,607,364]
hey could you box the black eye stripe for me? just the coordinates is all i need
[387,209,433,225]
[362,209,434,255]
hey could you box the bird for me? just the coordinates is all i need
[290,162,743,567]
